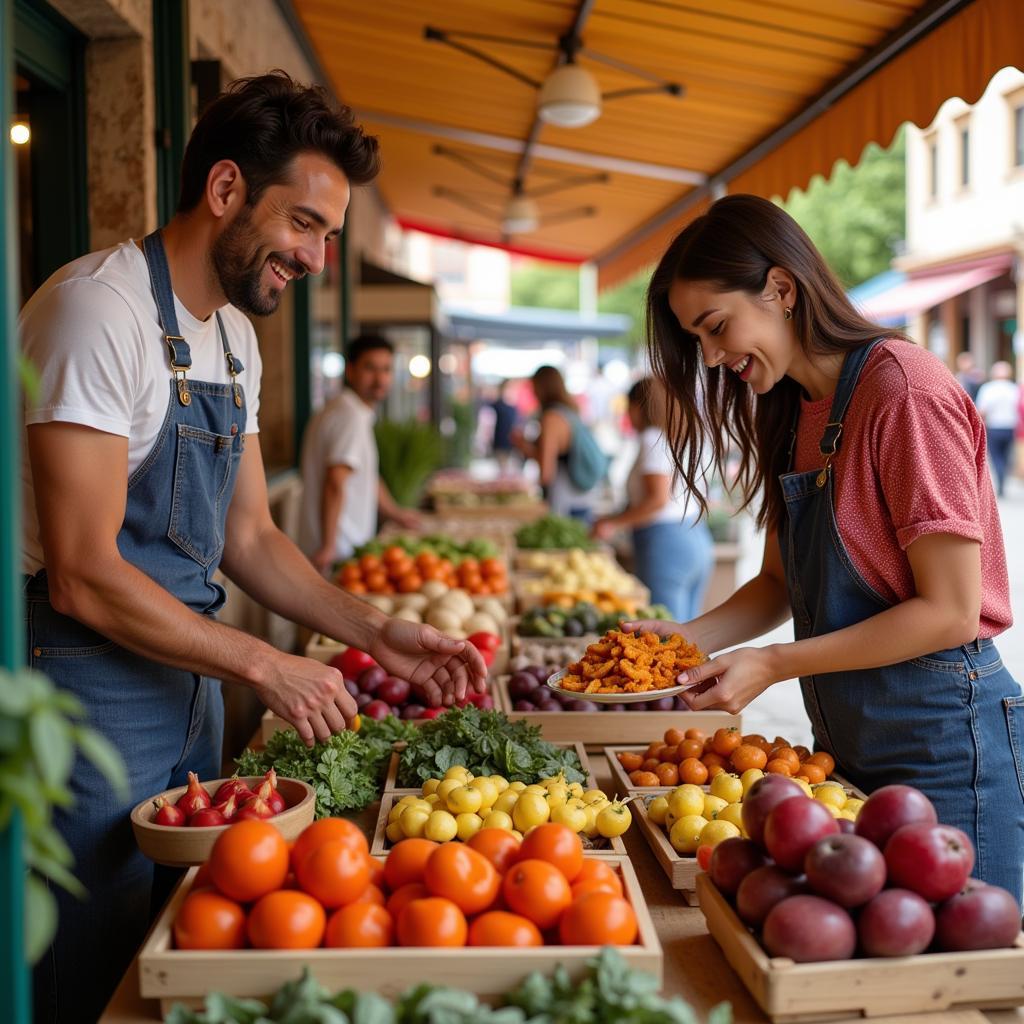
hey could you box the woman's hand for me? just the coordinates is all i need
[619,617,686,637]
[676,647,778,715]
[591,517,617,542]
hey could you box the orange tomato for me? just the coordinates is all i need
[383,546,407,566]
[677,738,704,761]
[503,859,572,929]
[678,757,709,786]
[396,897,468,947]
[459,557,480,575]
[663,728,686,746]
[324,901,394,948]
[209,820,289,903]
[347,581,367,594]
[364,855,385,889]
[730,744,768,772]
[467,828,522,874]
[559,891,638,946]
[358,554,381,573]
[572,859,623,898]
[806,751,836,776]
[396,571,423,594]
[421,564,446,582]
[247,890,326,949]
[518,823,583,882]
[352,883,386,907]
[655,763,680,787]
[631,771,661,787]
[364,570,388,592]
[383,838,438,891]
[617,752,643,772]
[296,839,371,908]
[765,758,795,776]
[415,551,439,572]
[712,727,742,757]
[800,763,827,784]
[423,843,500,914]
[386,882,430,920]
[468,910,542,947]
[291,818,368,874]
[339,564,362,585]
[684,728,705,741]
[173,890,246,950]
[480,557,505,578]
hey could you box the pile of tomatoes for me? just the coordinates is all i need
[617,727,837,789]
[173,819,638,950]
[337,547,508,596]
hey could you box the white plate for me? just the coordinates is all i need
[545,668,687,704]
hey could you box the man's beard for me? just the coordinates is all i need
[211,207,303,317]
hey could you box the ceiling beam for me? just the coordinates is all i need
[355,108,707,186]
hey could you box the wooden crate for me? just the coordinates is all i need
[139,858,660,1012]
[514,583,651,615]
[305,633,345,664]
[695,872,1024,1023]
[632,792,702,906]
[383,740,595,794]
[370,791,628,857]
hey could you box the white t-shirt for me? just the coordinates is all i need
[298,388,378,559]
[976,379,1020,430]
[626,427,696,526]
[20,240,263,575]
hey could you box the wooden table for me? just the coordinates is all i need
[99,756,1024,1024]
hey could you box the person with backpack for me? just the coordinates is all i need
[513,365,608,520]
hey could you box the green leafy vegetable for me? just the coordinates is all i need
[396,706,585,787]
[515,516,595,551]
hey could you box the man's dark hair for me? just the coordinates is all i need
[346,334,394,364]
[178,70,380,212]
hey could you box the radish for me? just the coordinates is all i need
[176,772,211,816]
[152,797,186,827]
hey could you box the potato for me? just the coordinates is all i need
[425,607,462,632]
[477,597,508,623]
[362,594,394,614]
[420,580,449,600]
[463,611,500,636]
[394,592,429,613]
[393,607,423,623]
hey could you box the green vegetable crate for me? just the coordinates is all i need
[139,861,662,1014]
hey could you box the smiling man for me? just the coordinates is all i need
[19,72,486,1023]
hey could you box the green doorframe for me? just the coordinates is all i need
[293,276,311,466]
[153,0,190,225]
[1,0,30,1017]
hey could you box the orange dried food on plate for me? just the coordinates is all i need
[561,629,706,695]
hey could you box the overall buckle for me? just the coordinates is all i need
[816,422,843,488]
[170,362,191,406]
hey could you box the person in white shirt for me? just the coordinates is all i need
[593,377,713,619]
[976,361,1020,497]
[299,334,420,571]
[20,71,484,1023]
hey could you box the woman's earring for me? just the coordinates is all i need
[783,307,793,320]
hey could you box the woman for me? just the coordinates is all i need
[593,377,713,620]
[628,195,1024,901]
[975,361,1019,497]
[513,365,604,520]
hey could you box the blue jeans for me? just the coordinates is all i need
[632,519,714,621]
[986,426,1015,497]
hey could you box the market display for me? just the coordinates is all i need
[514,515,596,550]
[515,550,646,606]
[337,548,508,596]
[516,601,671,639]
[353,535,502,563]
[149,770,288,827]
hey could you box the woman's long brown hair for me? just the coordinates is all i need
[646,194,905,532]
[532,365,578,412]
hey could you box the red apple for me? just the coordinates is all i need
[854,784,937,850]
[377,676,411,706]
[857,888,936,957]
[331,647,376,679]
[741,775,807,849]
[764,797,840,873]
[804,833,886,908]
[709,838,768,897]
[835,817,856,834]
[762,895,857,962]
[884,823,975,903]
[935,881,1022,951]
[736,866,808,927]
[362,699,392,721]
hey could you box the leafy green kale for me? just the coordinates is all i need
[396,706,585,788]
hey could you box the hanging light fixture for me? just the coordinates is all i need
[9,121,30,145]
[501,194,539,234]
[537,62,601,128]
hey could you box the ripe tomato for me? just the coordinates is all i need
[247,890,326,949]
[468,910,542,947]
[696,844,714,871]
[559,891,638,946]
[503,859,572,929]
[209,820,289,903]
[291,818,368,874]
[383,838,438,891]
[397,572,423,594]
[383,545,407,565]
[467,828,521,874]
[296,839,371,908]
[173,890,246,950]
[466,632,501,654]
[423,843,500,914]
[324,901,394,948]
[396,897,468,947]
[572,859,623,897]
[712,727,742,757]
[364,570,388,592]
[386,882,430,920]
[518,823,583,882]
[364,855,385,889]
[351,883,386,907]
[332,647,377,680]
[358,554,382,573]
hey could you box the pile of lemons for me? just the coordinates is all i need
[649,769,865,855]
[385,767,632,845]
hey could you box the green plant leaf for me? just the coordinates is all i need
[30,708,74,789]
[26,850,87,899]
[0,675,32,715]
[25,874,57,965]
[0,768,50,829]
[29,821,75,867]
[74,726,128,799]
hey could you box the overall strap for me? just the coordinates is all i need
[142,230,193,406]
[216,312,245,409]
[815,337,887,488]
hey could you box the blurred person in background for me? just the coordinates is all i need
[592,377,713,620]
[976,361,1019,497]
[490,379,519,471]
[512,364,607,521]
[300,334,420,573]
[955,351,985,403]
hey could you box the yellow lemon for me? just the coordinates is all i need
[424,810,458,843]
[446,785,483,815]
[444,766,471,783]
[710,772,743,804]
[512,792,550,831]
[813,783,847,810]
[469,777,499,809]
[436,779,462,804]
[582,789,610,806]
[716,802,745,833]
[647,796,670,826]
[493,790,519,816]
[837,808,857,821]
[482,810,513,831]
[456,812,484,841]
[422,778,440,797]
[596,801,632,838]
[399,808,430,838]
[791,778,813,798]
[843,797,865,817]
[668,785,705,819]
[489,775,510,793]
[388,804,406,824]
[396,794,419,807]
[423,793,441,807]
[740,768,765,796]
[703,795,729,819]
[385,821,404,843]
[669,814,708,854]
[510,829,524,842]
[545,783,570,808]
[507,781,527,794]
[699,819,741,848]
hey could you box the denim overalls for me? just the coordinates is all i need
[27,231,247,1023]
[778,338,1024,903]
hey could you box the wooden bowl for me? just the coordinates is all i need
[130,776,315,867]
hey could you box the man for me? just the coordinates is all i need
[20,72,485,1023]
[300,334,419,573]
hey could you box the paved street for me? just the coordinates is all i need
[734,474,1024,747]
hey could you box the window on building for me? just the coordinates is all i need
[959,126,970,187]
[927,138,938,199]
[1015,104,1024,167]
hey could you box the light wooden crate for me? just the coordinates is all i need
[370,790,627,857]
[695,872,1024,1023]
[632,793,703,906]
[514,582,651,615]
[382,739,595,794]
[493,678,738,748]
[140,858,660,1012]
[512,543,615,572]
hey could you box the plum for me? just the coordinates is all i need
[858,888,935,957]
[362,699,391,720]
[513,700,535,712]
[646,696,676,711]
[343,679,360,699]
[508,672,540,698]
[736,866,808,927]
[401,704,426,720]
[804,834,886,908]
[355,692,373,710]
[763,895,856,962]
[377,677,411,705]
[357,666,388,695]
[604,703,627,713]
